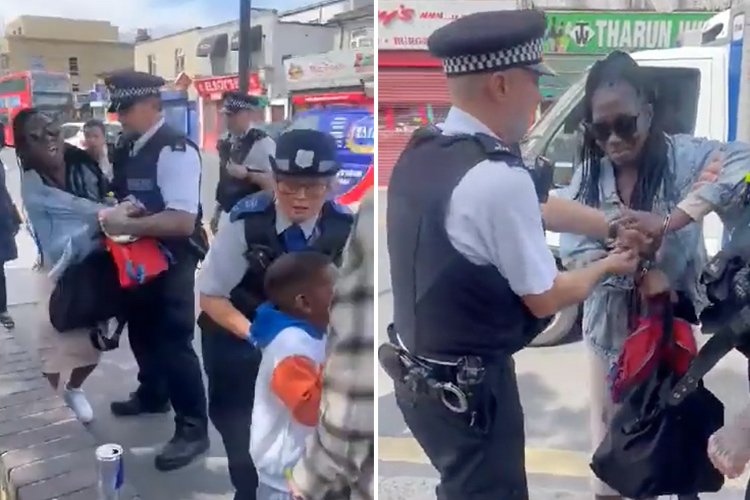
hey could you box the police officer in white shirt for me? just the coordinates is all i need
[101,71,209,472]
[211,92,276,233]
[384,10,641,500]
[197,129,353,500]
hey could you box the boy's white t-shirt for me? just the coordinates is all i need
[250,325,326,491]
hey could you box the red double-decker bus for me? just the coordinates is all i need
[0,71,74,146]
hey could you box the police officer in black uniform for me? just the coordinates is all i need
[197,129,353,500]
[383,10,639,500]
[100,71,210,471]
[211,91,276,234]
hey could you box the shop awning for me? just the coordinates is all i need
[230,26,264,51]
[196,33,229,58]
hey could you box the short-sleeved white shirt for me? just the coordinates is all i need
[441,107,557,296]
[132,117,201,215]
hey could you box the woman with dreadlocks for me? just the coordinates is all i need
[16,108,125,424]
[558,50,724,500]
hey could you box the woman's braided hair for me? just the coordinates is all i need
[574,50,672,211]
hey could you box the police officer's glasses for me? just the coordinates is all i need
[586,114,639,142]
[276,179,328,198]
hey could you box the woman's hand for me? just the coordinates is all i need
[98,203,140,236]
[616,210,665,239]
[614,227,652,254]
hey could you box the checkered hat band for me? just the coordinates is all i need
[110,86,161,99]
[224,97,256,110]
[274,158,338,173]
[442,38,544,75]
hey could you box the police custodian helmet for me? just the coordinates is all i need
[271,129,340,178]
[427,9,555,77]
[105,70,166,113]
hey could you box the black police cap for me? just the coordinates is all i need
[427,9,555,77]
[105,71,165,113]
[221,91,261,114]
[271,129,340,178]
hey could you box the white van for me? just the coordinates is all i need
[524,43,730,346]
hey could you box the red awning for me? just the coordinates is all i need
[291,92,369,105]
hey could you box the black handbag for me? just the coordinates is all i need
[590,299,736,499]
[49,250,126,332]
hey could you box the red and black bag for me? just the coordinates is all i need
[592,293,725,499]
[104,237,170,289]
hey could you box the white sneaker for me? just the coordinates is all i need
[63,385,94,424]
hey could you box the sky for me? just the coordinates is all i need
[0,0,321,37]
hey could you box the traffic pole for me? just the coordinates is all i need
[238,0,252,94]
[735,0,750,143]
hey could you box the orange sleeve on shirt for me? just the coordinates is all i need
[270,355,323,427]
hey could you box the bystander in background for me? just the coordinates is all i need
[0,123,21,330]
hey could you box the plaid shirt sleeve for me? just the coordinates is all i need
[292,190,375,500]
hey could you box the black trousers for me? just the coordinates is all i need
[201,326,261,500]
[126,256,208,428]
[395,357,528,500]
[0,265,7,313]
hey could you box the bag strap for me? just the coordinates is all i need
[720,185,750,255]
[664,305,750,406]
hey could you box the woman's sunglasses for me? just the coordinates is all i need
[585,114,639,143]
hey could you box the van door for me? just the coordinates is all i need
[637,55,726,256]
[637,57,719,140]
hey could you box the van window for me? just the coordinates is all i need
[541,66,701,186]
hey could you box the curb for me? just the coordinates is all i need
[0,331,141,500]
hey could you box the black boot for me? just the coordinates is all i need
[111,392,171,417]
[154,417,210,472]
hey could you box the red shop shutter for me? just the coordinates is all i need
[378,130,410,187]
[378,68,449,105]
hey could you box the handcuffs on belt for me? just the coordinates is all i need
[379,324,486,414]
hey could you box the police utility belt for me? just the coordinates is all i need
[379,324,487,415]
[699,174,750,356]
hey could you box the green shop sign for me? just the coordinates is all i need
[545,12,713,54]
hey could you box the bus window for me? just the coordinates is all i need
[0,78,26,95]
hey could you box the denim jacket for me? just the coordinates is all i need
[559,134,716,365]
[21,161,106,280]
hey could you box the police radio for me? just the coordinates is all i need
[528,155,555,204]
[699,174,750,354]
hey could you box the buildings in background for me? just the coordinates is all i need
[134,0,373,150]
[0,16,134,94]
[376,0,717,185]
[283,4,374,115]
